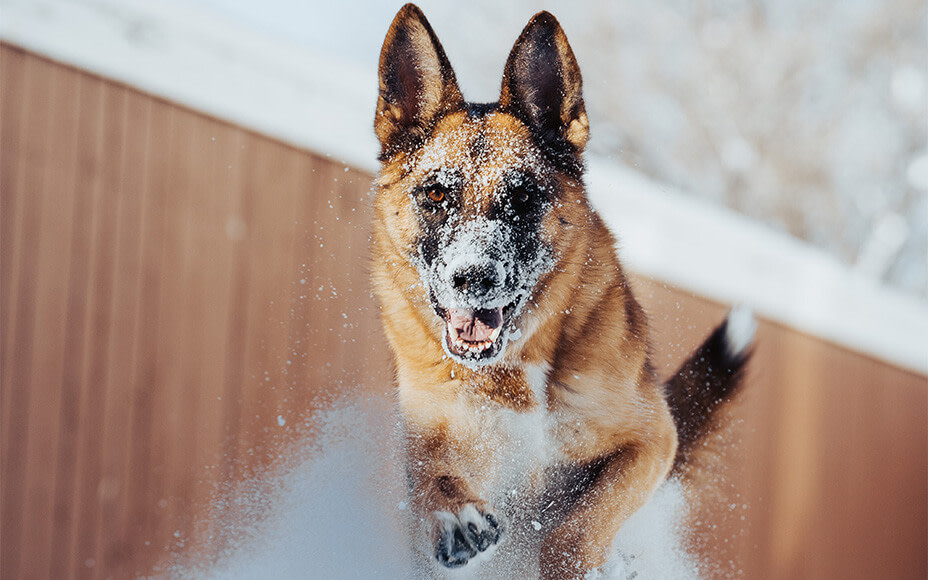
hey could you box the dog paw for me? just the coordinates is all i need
[433,503,503,568]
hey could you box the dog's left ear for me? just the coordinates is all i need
[500,12,589,153]
[375,4,464,160]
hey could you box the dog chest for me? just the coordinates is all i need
[477,363,558,500]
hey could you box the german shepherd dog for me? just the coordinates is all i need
[371,5,753,578]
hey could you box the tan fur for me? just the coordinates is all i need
[372,5,678,578]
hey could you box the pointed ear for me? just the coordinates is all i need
[375,4,464,159]
[499,12,589,153]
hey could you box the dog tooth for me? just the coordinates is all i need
[489,327,502,341]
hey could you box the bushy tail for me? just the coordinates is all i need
[665,306,756,473]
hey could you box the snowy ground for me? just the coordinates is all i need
[166,398,701,580]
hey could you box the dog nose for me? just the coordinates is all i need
[451,262,502,297]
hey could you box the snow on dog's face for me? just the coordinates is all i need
[400,111,558,366]
[373,5,590,368]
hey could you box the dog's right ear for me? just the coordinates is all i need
[375,4,464,160]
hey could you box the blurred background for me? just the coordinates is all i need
[192,0,928,300]
[1,0,926,579]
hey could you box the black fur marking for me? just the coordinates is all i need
[466,102,499,118]
[419,235,440,268]
[490,171,551,219]
[665,316,753,472]
[538,450,627,529]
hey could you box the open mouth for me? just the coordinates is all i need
[435,301,518,364]
[445,307,504,356]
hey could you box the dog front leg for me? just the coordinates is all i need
[540,431,677,579]
[405,430,503,569]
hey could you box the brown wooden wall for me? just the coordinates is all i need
[2,45,925,580]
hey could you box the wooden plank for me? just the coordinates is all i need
[179,116,246,564]
[145,101,191,569]
[232,136,305,473]
[3,51,53,580]
[73,85,131,577]
[118,97,174,578]
[212,127,251,556]
[67,76,124,580]
[15,53,80,580]
[94,89,152,579]
[39,61,88,580]
[0,45,31,580]
[0,47,27,363]
[153,102,203,561]
[153,108,243,561]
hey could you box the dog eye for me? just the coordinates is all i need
[427,189,445,203]
[510,187,534,212]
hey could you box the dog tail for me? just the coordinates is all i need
[665,306,756,473]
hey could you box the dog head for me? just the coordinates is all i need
[374,4,590,368]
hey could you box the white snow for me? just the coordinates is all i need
[164,396,700,580]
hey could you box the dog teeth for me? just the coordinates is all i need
[450,336,494,354]
[468,341,490,354]
[445,321,504,356]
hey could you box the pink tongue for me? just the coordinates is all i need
[448,308,502,342]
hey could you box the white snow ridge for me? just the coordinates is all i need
[166,397,701,580]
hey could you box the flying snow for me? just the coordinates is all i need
[164,396,701,580]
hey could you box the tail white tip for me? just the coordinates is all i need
[725,305,756,359]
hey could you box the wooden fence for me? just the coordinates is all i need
[2,45,925,579]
